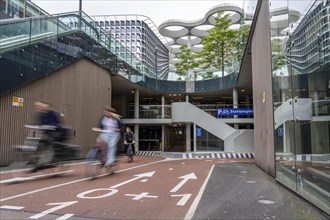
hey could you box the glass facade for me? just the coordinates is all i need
[0,0,48,19]
[196,126,224,151]
[91,15,170,80]
[271,0,330,214]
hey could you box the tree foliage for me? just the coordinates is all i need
[198,11,238,75]
[271,38,287,72]
[174,11,251,79]
[174,45,199,76]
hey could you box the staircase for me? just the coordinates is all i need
[171,102,254,152]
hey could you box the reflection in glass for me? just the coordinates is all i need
[272,0,330,214]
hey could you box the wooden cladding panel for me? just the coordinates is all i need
[0,58,112,166]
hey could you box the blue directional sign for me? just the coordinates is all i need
[217,108,253,116]
[277,128,284,137]
[196,128,202,137]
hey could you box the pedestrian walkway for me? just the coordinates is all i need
[190,162,329,220]
[136,151,255,159]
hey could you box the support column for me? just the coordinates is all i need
[5,0,8,14]
[193,123,197,152]
[185,94,191,152]
[245,94,251,129]
[161,95,165,119]
[233,88,239,129]
[161,95,165,151]
[134,89,139,150]
[134,89,139,119]
[313,91,319,116]
[161,125,165,152]
[281,90,287,152]
[23,0,27,17]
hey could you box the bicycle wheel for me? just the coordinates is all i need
[7,146,36,182]
[127,144,133,163]
[85,148,102,179]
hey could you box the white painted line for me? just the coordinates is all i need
[140,179,148,182]
[184,165,214,220]
[0,205,24,210]
[0,170,74,184]
[125,192,158,200]
[171,194,192,206]
[0,159,166,202]
[56,214,74,220]
[110,171,155,189]
[30,201,78,219]
[169,168,173,170]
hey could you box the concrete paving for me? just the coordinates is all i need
[192,162,329,220]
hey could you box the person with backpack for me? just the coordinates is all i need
[124,126,135,162]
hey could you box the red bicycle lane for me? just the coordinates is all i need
[0,157,221,220]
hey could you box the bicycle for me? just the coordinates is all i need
[126,143,134,163]
[8,125,80,181]
[85,127,119,180]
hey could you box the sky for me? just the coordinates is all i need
[31,0,245,26]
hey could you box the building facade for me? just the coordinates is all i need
[91,15,169,79]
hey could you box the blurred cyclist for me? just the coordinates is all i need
[35,100,61,145]
[97,106,122,167]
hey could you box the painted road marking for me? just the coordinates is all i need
[56,213,75,220]
[184,165,215,220]
[170,173,197,193]
[0,170,74,184]
[0,205,24,210]
[171,194,192,206]
[29,201,78,219]
[110,171,155,189]
[140,179,148,182]
[0,160,165,202]
[125,192,158,200]
[77,188,118,199]
[77,171,155,199]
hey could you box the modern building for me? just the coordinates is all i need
[91,15,170,80]
[0,0,329,215]
[158,4,246,75]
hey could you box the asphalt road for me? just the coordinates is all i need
[1,156,252,220]
[1,156,327,220]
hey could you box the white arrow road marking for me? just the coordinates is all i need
[170,173,197,193]
[0,205,24,210]
[0,170,74,184]
[110,171,155,189]
[29,201,78,219]
[125,192,158,200]
[171,194,192,206]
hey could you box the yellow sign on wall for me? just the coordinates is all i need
[12,96,24,107]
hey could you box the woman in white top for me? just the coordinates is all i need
[97,106,121,166]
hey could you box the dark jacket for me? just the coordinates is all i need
[124,131,135,143]
[37,109,60,128]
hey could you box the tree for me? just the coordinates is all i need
[271,38,286,73]
[236,21,251,60]
[175,45,199,79]
[198,11,238,76]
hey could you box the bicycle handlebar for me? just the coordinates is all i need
[91,127,112,133]
[25,125,56,130]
